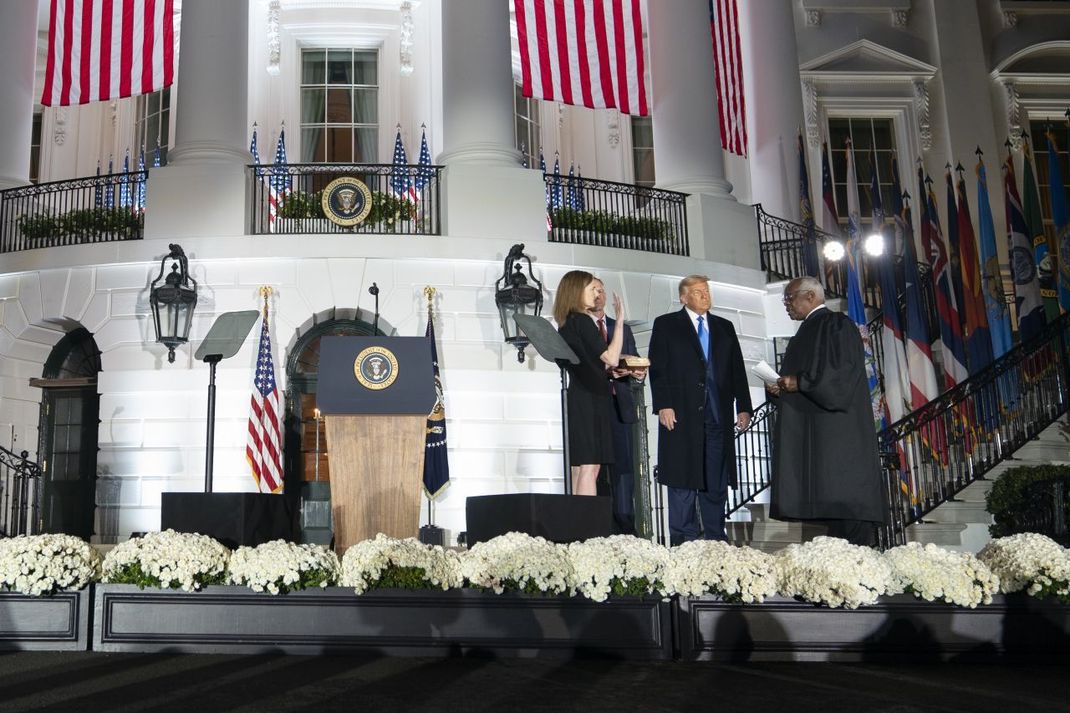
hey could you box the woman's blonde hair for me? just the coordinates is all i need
[553,270,595,325]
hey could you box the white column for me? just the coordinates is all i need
[647,0,731,197]
[439,0,518,165]
[144,0,249,238]
[739,0,805,221]
[0,1,38,189]
[436,0,544,240]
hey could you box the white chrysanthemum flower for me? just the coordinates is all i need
[775,536,895,609]
[568,535,668,602]
[665,540,778,603]
[885,542,999,607]
[228,540,340,594]
[340,533,462,595]
[102,529,230,592]
[0,534,101,595]
[459,531,574,595]
[978,533,1070,602]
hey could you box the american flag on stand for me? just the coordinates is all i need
[413,127,434,203]
[118,151,132,208]
[513,0,648,116]
[104,156,115,208]
[550,155,564,209]
[268,129,290,233]
[247,292,283,494]
[391,127,416,202]
[710,0,747,156]
[423,301,450,498]
[41,0,176,107]
[135,149,146,211]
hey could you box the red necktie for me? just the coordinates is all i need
[598,318,608,343]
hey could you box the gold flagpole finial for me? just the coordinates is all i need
[423,285,436,309]
[259,285,273,314]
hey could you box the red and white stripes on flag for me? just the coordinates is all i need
[41,0,176,107]
[247,298,283,494]
[514,0,649,116]
[710,0,746,156]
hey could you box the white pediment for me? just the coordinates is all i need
[991,41,1070,85]
[799,39,937,83]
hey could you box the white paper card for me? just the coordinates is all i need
[751,360,780,384]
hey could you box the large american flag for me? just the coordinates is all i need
[246,298,283,494]
[710,0,746,156]
[42,0,176,107]
[514,0,648,116]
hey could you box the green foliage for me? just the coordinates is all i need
[986,465,1070,539]
[278,189,325,219]
[550,207,675,242]
[16,212,59,241]
[106,562,227,591]
[608,576,660,598]
[17,207,141,241]
[366,565,438,591]
[367,191,416,230]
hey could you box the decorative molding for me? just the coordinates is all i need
[912,79,931,152]
[399,1,414,76]
[606,113,620,148]
[891,9,909,26]
[805,9,822,26]
[1002,80,1023,149]
[266,0,281,76]
[802,79,820,147]
[799,39,938,84]
[1002,10,1018,28]
[53,108,68,145]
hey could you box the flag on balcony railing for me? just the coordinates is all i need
[575,166,587,211]
[844,137,884,429]
[944,168,968,334]
[956,166,994,373]
[250,123,266,178]
[550,155,564,209]
[135,150,146,211]
[1046,129,1070,313]
[268,128,290,233]
[1022,134,1059,320]
[870,155,907,425]
[104,157,115,209]
[514,0,649,116]
[566,163,582,210]
[391,127,415,201]
[540,149,552,230]
[118,151,132,208]
[41,0,176,107]
[247,288,283,494]
[710,0,747,156]
[95,161,104,208]
[925,181,969,389]
[798,133,820,277]
[423,299,450,498]
[153,141,162,168]
[1003,151,1045,342]
[976,157,1013,358]
[895,164,938,409]
[413,126,434,201]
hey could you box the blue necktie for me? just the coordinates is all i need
[697,315,709,360]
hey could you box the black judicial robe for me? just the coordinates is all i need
[769,307,886,524]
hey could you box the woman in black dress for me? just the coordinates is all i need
[553,270,625,496]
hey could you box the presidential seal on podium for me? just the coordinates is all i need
[354,345,399,390]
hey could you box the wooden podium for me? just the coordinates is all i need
[317,336,436,551]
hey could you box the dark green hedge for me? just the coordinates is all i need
[986,465,1070,541]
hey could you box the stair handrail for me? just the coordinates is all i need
[0,443,42,536]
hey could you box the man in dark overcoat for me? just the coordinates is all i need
[649,275,752,545]
[767,276,886,546]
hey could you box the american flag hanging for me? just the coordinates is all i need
[423,303,450,498]
[413,127,434,202]
[267,129,290,233]
[41,0,176,107]
[247,291,283,494]
[390,127,416,201]
[709,0,747,156]
[514,0,649,116]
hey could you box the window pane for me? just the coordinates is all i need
[302,127,325,162]
[302,50,325,84]
[301,88,325,123]
[355,127,378,162]
[327,49,352,84]
[852,123,874,151]
[354,51,377,85]
[327,126,353,161]
[353,88,377,124]
[633,118,653,148]
[326,87,352,123]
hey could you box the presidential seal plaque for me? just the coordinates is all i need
[321,176,373,227]
[354,346,399,390]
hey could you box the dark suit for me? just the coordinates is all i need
[603,315,638,534]
[649,308,752,544]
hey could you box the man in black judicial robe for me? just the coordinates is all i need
[650,275,752,545]
[767,277,886,546]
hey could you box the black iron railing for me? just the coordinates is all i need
[0,445,41,537]
[247,163,442,235]
[728,399,776,515]
[545,175,689,256]
[0,172,147,253]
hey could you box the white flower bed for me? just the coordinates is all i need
[341,534,461,595]
[0,534,101,596]
[102,529,230,592]
[568,535,669,602]
[979,533,1070,602]
[776,536,896,609]
[460,532,574,595]
[885,542,999,608]
[666,540,778,603]
[228,540,340,594]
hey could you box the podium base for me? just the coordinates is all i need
[465,494,613,546]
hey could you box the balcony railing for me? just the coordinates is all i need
[247,163,442,235]
[0,172,146,253]
[0,445,41,537]
[545,175,689,256]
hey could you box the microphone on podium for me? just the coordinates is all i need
[369,282,380,335]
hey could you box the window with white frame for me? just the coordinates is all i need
[827,117,899,231]
[631,116,655,187]
[300,48,379,163]
[135,88,170,165]
[30,111,42,183]
[514,84,540,168]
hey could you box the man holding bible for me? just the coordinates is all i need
[649,275,752,544]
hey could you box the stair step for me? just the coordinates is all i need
[906,521,967,547]
[921,499,993,524]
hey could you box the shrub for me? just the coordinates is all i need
[986,465,1070,541]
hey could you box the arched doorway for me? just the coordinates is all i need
[284,316,377,487]
[30,327,102,539]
